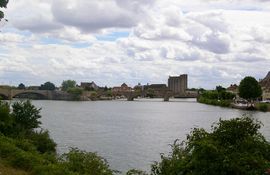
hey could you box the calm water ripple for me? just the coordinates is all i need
[31,99,270,173]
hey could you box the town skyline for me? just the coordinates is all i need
[1,0,270,89]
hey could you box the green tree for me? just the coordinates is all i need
[18,83,26,89]
[0,0,8,21]
[239,76,262,101]
[62,80,76,91]
[39,82,56,91]
[11,100,41,134]
[151,117,270,175]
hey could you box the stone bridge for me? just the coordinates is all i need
[0,88,53,100]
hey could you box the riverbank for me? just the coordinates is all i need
[197,97,270,112]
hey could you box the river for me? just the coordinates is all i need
[31,99,270,173]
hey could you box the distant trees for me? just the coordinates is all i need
[62,80,76,91]
[0,0,8,21]
[239,76,262,101]
[216,85,226,93]
[39,82,56,91]
[18,83,26,89]
[67,87,83,100]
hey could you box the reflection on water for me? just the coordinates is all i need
[31,99,270,172]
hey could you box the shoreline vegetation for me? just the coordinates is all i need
[1,100,270,175]
[197,77,270,112]
[197,92,270,112]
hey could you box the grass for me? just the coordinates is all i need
[0,162,29,175]
[256,103,270,112]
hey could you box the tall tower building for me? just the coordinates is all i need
[168,74,188,94]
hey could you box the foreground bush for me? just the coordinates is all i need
[60,148,115,175]
[151,117,270,175]
[0,100,115,175]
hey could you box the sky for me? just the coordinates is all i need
[0,0,270,89]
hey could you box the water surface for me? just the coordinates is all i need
[31,99,270,173]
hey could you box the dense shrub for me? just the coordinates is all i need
[67,87,83,100]
[200,90,235,100]
[198,97,231,107]
[28,130,56,154]
[0,100,117,175]
[60,148,115,175]
[0,101,12,135]
[151,117,270,175]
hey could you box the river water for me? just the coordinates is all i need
[31,99,270,173]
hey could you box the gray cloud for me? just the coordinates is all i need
[51,0,148,32]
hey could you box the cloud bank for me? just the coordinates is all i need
[0,0,270,88]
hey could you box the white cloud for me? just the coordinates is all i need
[1,0,270,88]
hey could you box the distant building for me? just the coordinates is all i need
[168,74,187,94]
[80,81,99,91]
[227,84,238,94]
[260,71,270,100]
[112,83,132,92]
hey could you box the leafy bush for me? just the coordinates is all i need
[67,87,83,100]
[198,97,231,107]
[28,130,56,154]
[0,101,12,135]
[60,148,115,175]
[151,117,270,175]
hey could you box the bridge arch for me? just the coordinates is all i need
[12,91,47,99]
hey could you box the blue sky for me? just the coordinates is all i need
[0,0,270,89]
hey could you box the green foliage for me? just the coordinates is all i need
[151,117,270,175]
[0,101,12,134]
[60,148,115,175]
[239,76,262,100]
[0,100,118,175]
[11,100,41,134]
[0,0,8,8]
[0,0,8,20]
[146,88,155,98]
[257,103,269,112]
[201,91,219,100]
[126,169,148,175]
[0,135,44,171]
[198,90,235,108]
[198,97,231,107]
[18,83,26,90]
[28,130,56,154]
[62,80,76,91]
[67,87,83,100]
[215,85,225,93]
[39,82,56,91]
[200,90,235,100]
